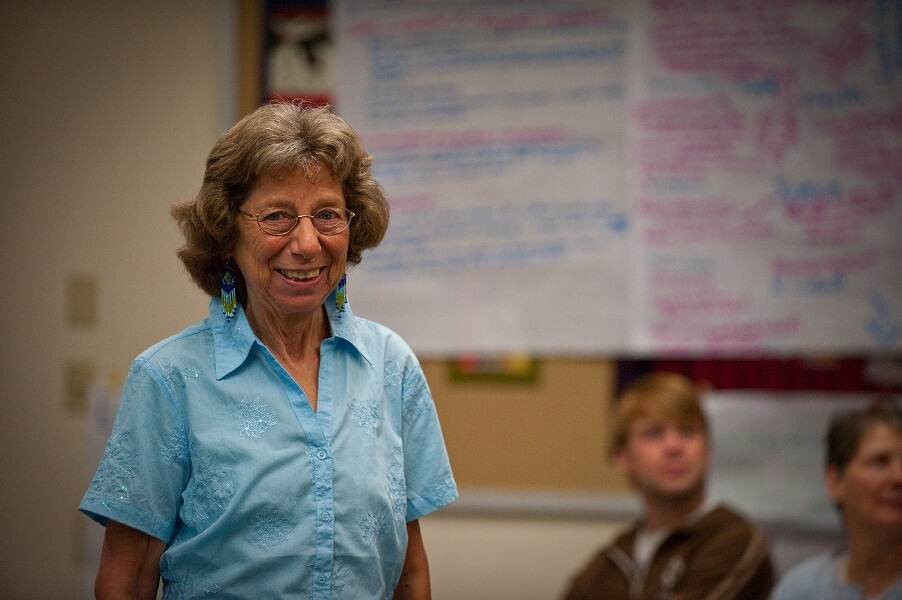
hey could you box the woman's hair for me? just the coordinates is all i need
[171,102,389,301]
[609,372,709,457]
[826,400,902,475]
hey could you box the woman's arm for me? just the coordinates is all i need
[95,520,166,600]
[393,520,431,600]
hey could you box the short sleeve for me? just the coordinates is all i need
[79,357,189,542]
[399,354,458,522]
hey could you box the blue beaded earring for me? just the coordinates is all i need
[335,273,347,315]
[220,262,238,322]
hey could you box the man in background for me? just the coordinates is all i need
[562,372,774,600]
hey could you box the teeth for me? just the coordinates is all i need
[279,268,322,281]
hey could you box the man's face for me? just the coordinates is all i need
[616,417,710,503]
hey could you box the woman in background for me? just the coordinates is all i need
[772,402,902,600]
[80,102,457,599]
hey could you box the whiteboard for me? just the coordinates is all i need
[336,0,902,354]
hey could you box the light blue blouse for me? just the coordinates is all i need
[80,291,458,599]
[772,550,902,600]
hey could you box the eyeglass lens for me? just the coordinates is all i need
[256,208,352,235]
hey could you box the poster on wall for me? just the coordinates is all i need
[630,1,902,353]
[337,1,636,354]
[334,0,902,355]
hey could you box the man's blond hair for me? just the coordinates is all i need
[609,372,708,457]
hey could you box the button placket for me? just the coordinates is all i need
[310,442,335,599]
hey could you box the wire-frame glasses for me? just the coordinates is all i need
[238,207,355,236]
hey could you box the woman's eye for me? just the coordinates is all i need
[316,208,340,221]
[261,210,292,222]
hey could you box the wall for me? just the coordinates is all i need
[425,358,631,493]
[0,2,225,596]
[424,516,623,600]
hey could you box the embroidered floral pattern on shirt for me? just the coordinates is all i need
[402,381,431,428]
[401,366,434,431]
[86,431,137,509]
[359,511,386,544]
[351,395,382,437]
[160,360,200,389]
[332,561,351,594]
[124,358,151,394]
[185,456,235,523]
[160,423,189,466]
[430,473,458,506]
[164,575,222,599]
[386,448,407,523]
[250,510,292,550]
[237,396,278,439]
[383,360,403,390]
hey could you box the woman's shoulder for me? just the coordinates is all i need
[133,320,213,368]
[348,313,417,359]
[772,551,837,599]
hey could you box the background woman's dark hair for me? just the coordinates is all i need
[171,102,389,302]
[826,400,902,475]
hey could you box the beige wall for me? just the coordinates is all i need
[0,2,628,597]
[0,2,225,596]
[424,516,623,600]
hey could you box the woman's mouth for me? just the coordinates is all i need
[276,267,323,282]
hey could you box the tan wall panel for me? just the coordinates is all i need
[423,358,630,493]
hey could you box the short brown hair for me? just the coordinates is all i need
[826,400,901,476]
[171,102,389,301]
[609,372,709,457]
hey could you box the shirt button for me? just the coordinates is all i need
[320,511,332,522]
[316,574,328,585]
[316,449,327,460]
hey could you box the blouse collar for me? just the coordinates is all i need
[210,287,371,380]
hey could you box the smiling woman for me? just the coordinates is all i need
[79,102,458,599]
[772,402,902,600]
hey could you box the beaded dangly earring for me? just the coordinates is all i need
[220,261,238,322]
[335,273,348,315]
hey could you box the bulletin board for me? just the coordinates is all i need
[424,358,629,497]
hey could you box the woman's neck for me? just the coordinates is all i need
[244,301,330,362]
[845,525,902,596]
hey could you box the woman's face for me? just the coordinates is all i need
[232,167,349,322]
[827,423,902,531]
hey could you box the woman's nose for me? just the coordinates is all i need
[288,217,322,256]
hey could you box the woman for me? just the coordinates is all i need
[772,403,902,600]
[80,103,458,599]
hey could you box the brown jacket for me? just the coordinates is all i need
[562,505,774,600]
